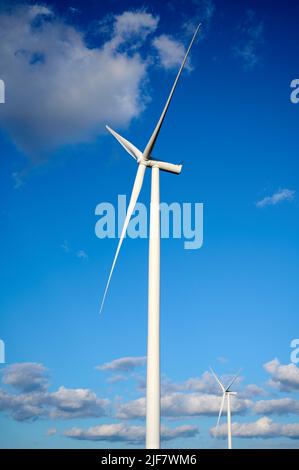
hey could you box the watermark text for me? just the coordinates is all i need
[290,338,299,364]
[95,196,203,250]
[290,78,299,104]
[0,79,5,104]
[0,339,5,363]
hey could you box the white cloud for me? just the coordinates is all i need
[156,371,243,395]
[256,189,295,208]
[264,359,299,392]
[161,372,263,400]
[0,5,158,158]
[239,384,266,399]
[153,35,187,70]
[116,396,145,419]
[64,422,144,443]
[162,393,251,418]
[0,388,47,421]
[282,423,299,439]
[48,386,109,419]
[113,10,158,45]
[0,362,110,421]
[96,356,146,372]
[254,398,299,416]
[161,424,199,441]
[64,423,198,443]
[182,371,238,394]
[116,393,251,419]
[2,363,48,392]
[211,417,299,440]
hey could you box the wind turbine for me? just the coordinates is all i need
[100,24,201,448]
[210,368,241,449]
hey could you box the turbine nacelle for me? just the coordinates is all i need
[106,125,182,175]
[142,159,182,175]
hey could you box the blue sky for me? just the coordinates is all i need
[0,0,299,449]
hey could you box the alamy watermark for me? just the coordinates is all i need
[95,195,203,250]
[0,339,5,363]
[290,338,299,364]
[290,78,299,104]
[0,79,5,104]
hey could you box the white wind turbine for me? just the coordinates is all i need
[100,24,201,449]
[210,367,241,450]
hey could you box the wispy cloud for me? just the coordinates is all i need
[264,358,299,392]
[61,242,88,260]
[76,250,88,260]
[61,241,70,253]
[182,0,215,37]
[46,427,57,436]
[153,35,189,70]
[11,171,25,189]
[96,356,146,372]
[256,189,295,208]
[217,356,229,364]
[233,10,264,70]
[106,374,127,384]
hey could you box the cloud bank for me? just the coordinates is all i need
[64,423,198,444]
[0,362,109,421]
[116,392,251,419]
[2,359,299,445]
[211,417,299,440]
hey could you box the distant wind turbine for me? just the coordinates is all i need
[210,367,241,449]
[101,23,201,449]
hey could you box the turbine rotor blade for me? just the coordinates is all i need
[217,393,226,427]
[143,23,201,160]
[106,125,143,161]
[210,367,225,393]
[100,163,146,313]
[225,368,242,392]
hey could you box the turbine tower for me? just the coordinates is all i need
[210,367,241,449]
[100,24,201,449]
